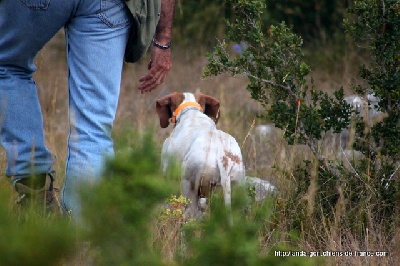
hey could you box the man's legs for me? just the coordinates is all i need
[0,0,132,214]
[0,0,73,192]
[61,0,132,215]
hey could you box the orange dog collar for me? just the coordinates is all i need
[171,102,204,123]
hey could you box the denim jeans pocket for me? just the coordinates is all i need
[19,0,51,10]
[98,0,131,28]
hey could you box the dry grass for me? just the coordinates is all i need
[1,30,399,265]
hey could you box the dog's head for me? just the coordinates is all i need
[156,92,220,128]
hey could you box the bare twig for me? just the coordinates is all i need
[241,118,256,149]
[240,71,297,99]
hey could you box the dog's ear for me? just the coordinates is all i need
[156,92,185,128]
[197,93,220,123]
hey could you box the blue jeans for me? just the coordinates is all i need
[0,0,132,215]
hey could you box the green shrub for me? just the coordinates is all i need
[0,180,77,266]
[204,0,400,254]
[204,0,351,173]
[345,0,400,160]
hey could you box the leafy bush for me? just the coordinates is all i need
[345,0,400,161]
[204,0,400,254]
[342,0,400,232]
[204,0,351,174]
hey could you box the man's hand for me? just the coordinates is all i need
[138,45,172,93]
[138,0,175,94]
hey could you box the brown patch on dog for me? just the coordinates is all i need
[222,151,241,170]
[225,151,241,163]
[169,92,185,112]
[156,92,185,128]
[196,93,220,123]
[222,155,229,170]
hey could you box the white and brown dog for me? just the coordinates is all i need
[156,92,246,218]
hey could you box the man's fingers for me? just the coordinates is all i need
[139,68,167,93]
[141,72,167,93]
[139,74,166,93]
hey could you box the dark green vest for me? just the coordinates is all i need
[125,0,161,63]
